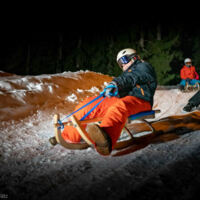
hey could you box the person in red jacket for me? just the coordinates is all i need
[180,58,200,89]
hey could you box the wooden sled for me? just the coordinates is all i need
[49,109,161,153]
[182,82,200,93]
[114,111,200,156]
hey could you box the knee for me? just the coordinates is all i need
[180,79,186,86]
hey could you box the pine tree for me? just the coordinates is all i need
[139,35,182,85]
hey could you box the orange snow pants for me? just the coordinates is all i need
[62,96,151,149]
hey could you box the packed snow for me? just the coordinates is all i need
[0,70,200,200]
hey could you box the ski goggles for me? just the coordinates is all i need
[117,55,131,68]
[119,55,130,64]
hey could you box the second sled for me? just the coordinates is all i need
[182,82,200,93]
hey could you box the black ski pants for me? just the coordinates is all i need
[189,90,200,106]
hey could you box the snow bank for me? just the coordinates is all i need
[153,88,197,119]
[1,69,196,124]
[0,70,112,122]
[1,70,200,200]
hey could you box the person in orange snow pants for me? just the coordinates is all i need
[62,95,151,148]
[62,48,157,156]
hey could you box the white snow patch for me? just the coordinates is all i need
[10,90,26,104]
[48,85,53,93]
[0,81,12,90]
[77,89,84,93]
[104,81,109,86]
[66,93,78,102]
[86,87,100,93]
[26,82,43,92]
[153,89,196,119]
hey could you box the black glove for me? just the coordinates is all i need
[104,82,118,98]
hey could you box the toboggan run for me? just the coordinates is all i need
[1,70,200,199]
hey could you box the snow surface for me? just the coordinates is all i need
[0,70,200,200]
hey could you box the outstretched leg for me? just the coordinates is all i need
[87,96,151,155]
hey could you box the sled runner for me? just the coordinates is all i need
[49,109,161,152]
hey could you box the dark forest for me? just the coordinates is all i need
[1,9,200,85]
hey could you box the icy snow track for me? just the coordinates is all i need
[1,71,200,199]
[0,111,200,200]
[1,91,200,200]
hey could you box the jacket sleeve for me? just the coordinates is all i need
[195,71,199,80]
[180,68,186,79]
[112,70,138,91]
[192,66,199,80]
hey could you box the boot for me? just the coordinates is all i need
[87,124,112,156]
[49,137,58,146]
[183,102,195,112]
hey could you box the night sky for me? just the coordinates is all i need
[1,4,199,43]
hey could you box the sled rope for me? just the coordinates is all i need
[80,96,106,121]
[57,86,113,129]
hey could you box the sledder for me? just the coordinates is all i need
[179,58,200,92]
[182,90,200,112]
[50,48,158,156]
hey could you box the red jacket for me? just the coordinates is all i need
[180,65,199,80]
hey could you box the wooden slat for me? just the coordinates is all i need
[70,115,93,145]
[154,109,161,113]
[114,138,134,150]
[80,117,103,124]
[55,110,160,128]
[138,114,155,120]
[54,114,89,149]
[54,117,103,128]
[54,114,61,144]
[54,121,73,127]
[54,114,73,148]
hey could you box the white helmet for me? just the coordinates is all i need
[116,48,137,63]
[184,58,192,64]
[116,48,137,68]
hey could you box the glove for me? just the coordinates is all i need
[103,82,118,98]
